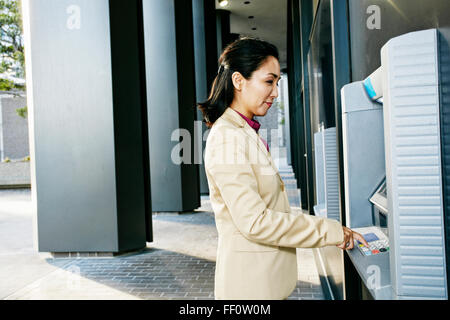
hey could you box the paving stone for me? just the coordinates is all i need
[2,180,329,300]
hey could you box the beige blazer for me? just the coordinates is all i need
[204,107,344,300]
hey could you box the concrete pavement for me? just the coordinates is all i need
[0,164,327,300]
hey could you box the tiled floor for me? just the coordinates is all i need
[2,165,326,300]
[5,247,324,300]
[6,248,215,300]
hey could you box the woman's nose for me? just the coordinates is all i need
[271,85,279,98]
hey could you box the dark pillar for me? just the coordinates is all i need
[287,0,309,210]
[298,0,315,214]
[204,0,219,93]
[193,0,219,195]
[22,0,150,253]
[287,0,298,190]
[142,0,200,212]
[216,9,239,56]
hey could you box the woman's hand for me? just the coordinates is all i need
[337,226,369,250]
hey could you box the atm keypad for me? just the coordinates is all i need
[356,233,389,256]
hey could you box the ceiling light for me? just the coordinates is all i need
[219,0,229,7]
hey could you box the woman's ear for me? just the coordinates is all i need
[231,71,244,91]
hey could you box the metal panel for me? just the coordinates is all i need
[323,127,339,221]
[382,29,448,299]
[314,127,339,221]
[314,130,325,215]
[341,82,385,228]
[437,27,450,299]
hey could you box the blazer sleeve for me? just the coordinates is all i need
[206,141,344,249]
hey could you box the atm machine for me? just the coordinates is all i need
[341,29,449,299]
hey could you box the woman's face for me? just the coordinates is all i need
[233,56,281,118]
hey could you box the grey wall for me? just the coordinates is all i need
[349,0,450,81]
[0,94,29,161]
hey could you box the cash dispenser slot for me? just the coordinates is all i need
[369,179,387,216]
[369,179,388,229]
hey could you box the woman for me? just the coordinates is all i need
[199,37,368,300]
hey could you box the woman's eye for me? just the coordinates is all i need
[266,79,280,86]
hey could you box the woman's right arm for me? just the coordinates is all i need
[206,140,345,249]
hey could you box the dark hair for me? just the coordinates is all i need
[198,37,279,128]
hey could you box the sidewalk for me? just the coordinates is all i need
[0,165,326,300]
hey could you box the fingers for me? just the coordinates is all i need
[353,232,369,248]
[345,230,354,250]
[337,226,352,250]
[344,227,352,246]
[336,227,368,250]
[337,242,346,249]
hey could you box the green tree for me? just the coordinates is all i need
[0,0,24,92]
[0,0,26,118]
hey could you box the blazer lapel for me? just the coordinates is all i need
[242,125,271,160]
[237,114,286,191]
[220,107,281,174]
[220,107,286,192]
[221,108,271,159]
